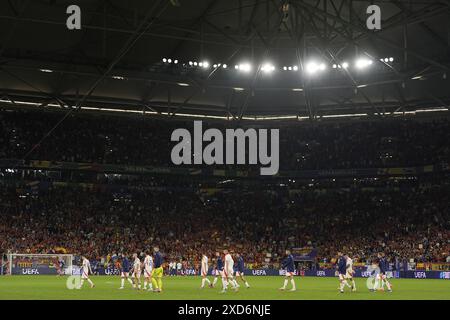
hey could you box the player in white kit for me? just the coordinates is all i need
[79,255,95,288]
[143,251,153,291]
[131,253,142,290]
[200,253,211,288]
[345,254,356,291]
[222,249,238,293]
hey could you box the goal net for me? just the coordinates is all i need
[4,253,74,275]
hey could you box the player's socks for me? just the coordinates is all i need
[151,278,159,290]
[290,279,296,290]
[212,277,218,287]
[205,278,211,285]
[339,281,345,292]
[244,281,250,288]
[373,278,379,290]
[80,279,84,288]
[157,278,163,290]
[281,279,288,290]
[121,278,125,288]
[222,278,228,290]
[351,279,356,291]
[127,278,133,285]
[87,279,94,287]
[201,278,206,288]
[344,280,351,288]
[143,280,147,289]
[385,280,392,291]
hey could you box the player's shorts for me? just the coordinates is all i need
[224,268,234,278]
[121,271,129,277]
[81,271,89,279]
[132,270,141,279]
[201,269,208,277]
[144,268,152,278]
[215,269,224,277]
[377,273,387,280]
[286,271,295,277]
[152,266,163,278]
[345,270,354,278]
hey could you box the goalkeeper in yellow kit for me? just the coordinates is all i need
[151,247,164,292]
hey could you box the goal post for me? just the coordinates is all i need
[6,253,74,275]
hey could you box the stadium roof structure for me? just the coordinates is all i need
[0,0,450,121]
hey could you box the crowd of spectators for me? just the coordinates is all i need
[1,182,448,269]
[1,109,449,170]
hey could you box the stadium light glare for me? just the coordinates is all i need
[188,61,193,66]
[177,82,190,86]
[222,64,227,69]
[342,62,349,69]
[305,62,319,74]
[202,61,209,68]
[283,66,287,71]
[238,63,252,72]
[233,87,245,91]
[40,69,53,73]
[261,63,275,73]
[293,65,298,71]
[355,58,373,69]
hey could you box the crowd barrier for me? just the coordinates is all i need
[8,267,450,279]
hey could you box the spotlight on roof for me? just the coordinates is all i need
[342,62,349,69]
[162,58,167,63]
[193,61,198,66]
[332,64,337,69]
[233,87,245,91]
[112,75,125,80]
[167,59,172,63]
[222,64,227,69]
[306,62,319,74]
[213,64,218,68]
[261,63,275,73]
[177,82,190,86]
[384,58,389,63]
[238,63,252,72]
[355,58,373,69]
[201,61,209,68]
[235,65,239,70]
[174,59,178,64]
[40,69,53,73]
[283,66,287,71]
[188,61,193,66]
[293,65,298,71]
[389,57,394,62]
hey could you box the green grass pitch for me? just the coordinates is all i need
[0,276,448,300]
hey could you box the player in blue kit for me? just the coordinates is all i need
[234,253,250,288]
[375,252,393,292]
[211,252,225,289]
[119,254,134,289]
[279,250,296,291]
[337,252,351,293]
